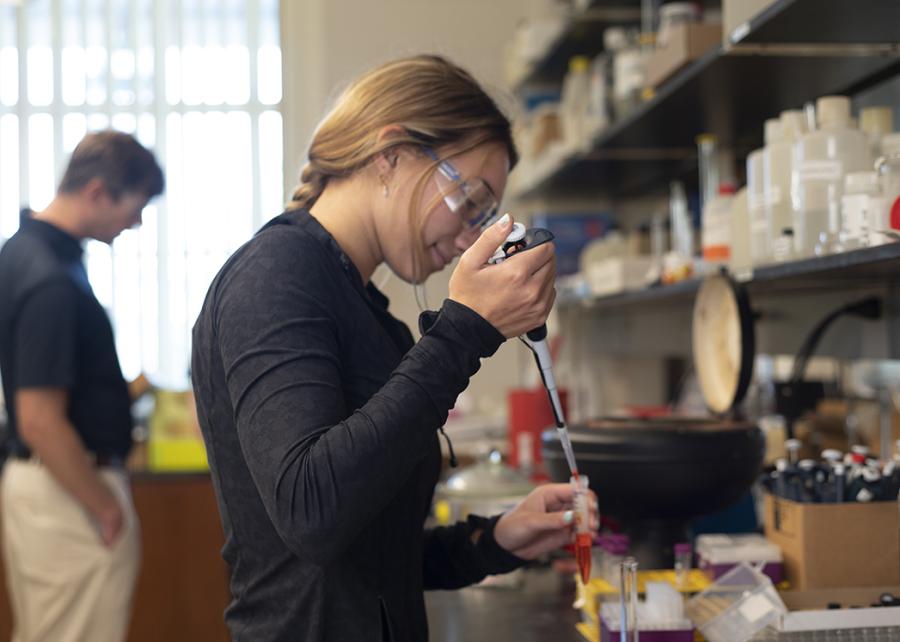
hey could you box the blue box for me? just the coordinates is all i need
[529,212,615,276]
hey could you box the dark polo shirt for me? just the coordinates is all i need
[0,218,133,459]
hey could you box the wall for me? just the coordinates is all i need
[279,0,543,423]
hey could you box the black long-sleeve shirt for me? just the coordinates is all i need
[191,209,524,642]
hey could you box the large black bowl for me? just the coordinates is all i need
[542,417,765,521]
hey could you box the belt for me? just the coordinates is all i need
[9,451,126,469]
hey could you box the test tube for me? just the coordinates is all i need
[572,475,592,584]
[618,557,639,642]
[674,542,692,588]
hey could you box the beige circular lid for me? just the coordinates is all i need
[692,275,755,414]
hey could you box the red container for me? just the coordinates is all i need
[507,387,568,470]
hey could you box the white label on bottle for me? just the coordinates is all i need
[798,160,843,182]
[842,194,869,235]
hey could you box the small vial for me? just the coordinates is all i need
[785,439,801,465]
[674,542,692,588]
[571,475,592,584]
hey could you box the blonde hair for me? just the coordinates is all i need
[287,55,517,280]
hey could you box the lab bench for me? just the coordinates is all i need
[426,566,582,642]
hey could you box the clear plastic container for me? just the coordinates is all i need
[764,110,806,264]
[839,171,880,251]
[657,2,701,47]
[686,562,787,642]
[873,132,900,246]
[791,96,870,258]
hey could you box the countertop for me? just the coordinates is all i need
[425,566,583,642]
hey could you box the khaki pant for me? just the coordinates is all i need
[1,459,141,642]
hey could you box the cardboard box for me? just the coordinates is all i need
[723,0,777,44]
[763,493,900,590]
[644,23,721,90]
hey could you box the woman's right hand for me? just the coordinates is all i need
[448,214,556,338]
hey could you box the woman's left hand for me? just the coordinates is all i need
[494,483,598,560]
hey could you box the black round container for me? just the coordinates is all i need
[542,417,765,568]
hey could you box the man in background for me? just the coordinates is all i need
[0,130,164,642]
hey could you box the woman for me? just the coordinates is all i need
[192,55,597,641]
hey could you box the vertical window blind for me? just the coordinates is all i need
[0,0,283,389]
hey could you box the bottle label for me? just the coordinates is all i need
[764,186,783,207]
[798,160,843,182]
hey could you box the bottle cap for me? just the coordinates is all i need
[718,183,736,196]
[860,106,894,137]
[674,542,692,554]
[780,110,808,140]
[764,118,783,145]
[844,171,879,194]
[816,95,851,129]
[851,444,870,456]
[851,453,867,464]
[775,458,788,472]
[821,449,843,462]
[785,439,801,451]
[799,459,816,471]
[569,56,590,73]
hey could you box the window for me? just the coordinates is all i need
[0,0,283,388]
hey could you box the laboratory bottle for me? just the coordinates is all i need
[763,110,807,264]
[729,186,751,276]
[561,56,591,151]
[673,542,692,587]
[873,133,900,246]
[839,171,880,251]
[747,145,767,266]
[792,96,870,258]
[860,106,894,165]
[702,183,736,265]
[587,53,611,135]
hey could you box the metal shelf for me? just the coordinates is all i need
[510,0,900,200]
[738,0,900,45]
[561,243,900,312]
[511,5,641,93]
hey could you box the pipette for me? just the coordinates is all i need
[489,222,590,582]
[488,223,579,478]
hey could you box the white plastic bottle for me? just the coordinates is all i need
[702,184,736,266]
[860,106,894,165]
[730,186,752,277]
[764,110,807,264]
[872,133,900,245]
[839,171,880,251]
[791,96,870,258]
[747,145,767,266]
[560,56,591,152]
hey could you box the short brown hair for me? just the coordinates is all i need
[58,130,164,200]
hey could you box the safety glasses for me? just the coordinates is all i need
[421,147,499,231]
